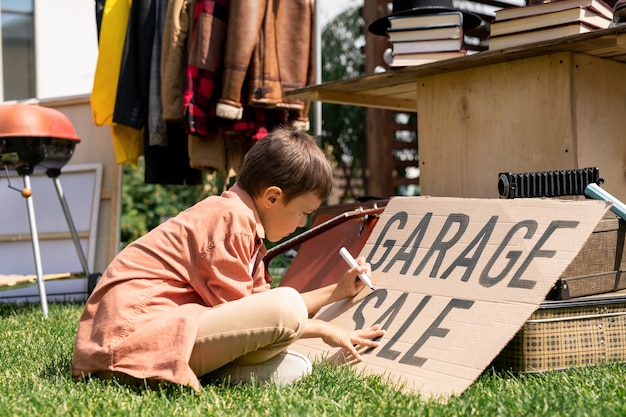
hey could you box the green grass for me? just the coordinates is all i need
[2,302,626,417]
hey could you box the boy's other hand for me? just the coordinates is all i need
[321,323,385,362]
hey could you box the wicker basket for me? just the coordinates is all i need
[493,293,626,372]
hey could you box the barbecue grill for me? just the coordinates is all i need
[0,103,92,318]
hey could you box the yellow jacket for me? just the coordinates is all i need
[90,0,143,165]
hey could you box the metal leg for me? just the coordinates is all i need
[50,176,91,278]
[23,174,48,318]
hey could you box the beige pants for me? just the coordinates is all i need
[188,286,308,377]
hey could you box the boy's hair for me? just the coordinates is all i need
[237,127,333,204]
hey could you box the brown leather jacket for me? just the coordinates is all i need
[161,0,313,127]
[217,0,313,126]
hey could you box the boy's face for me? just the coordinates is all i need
[258,189,322,243]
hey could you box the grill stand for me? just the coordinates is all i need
[19,169,49,318]
[13,166,92,319]
[48,168,91,278]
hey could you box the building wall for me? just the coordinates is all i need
[33,0,98,100]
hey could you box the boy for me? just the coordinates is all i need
[72,127,385,390]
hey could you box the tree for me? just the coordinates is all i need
[120,160,213,248]
[320,6,368,202]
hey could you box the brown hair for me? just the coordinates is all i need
[237,127,333,204]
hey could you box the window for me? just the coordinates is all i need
[0,0,35,101]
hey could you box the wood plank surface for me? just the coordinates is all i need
[417,52,576,197]
[573,54,626,200]
[286,27,626,112]
[0,273,72,289]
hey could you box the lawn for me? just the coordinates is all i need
[1,302,626,417]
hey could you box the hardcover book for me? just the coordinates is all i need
[490,6,610,36]
[494,0,613,21]
[388,11,463,30]
[393,37,464,54]
[391,50,467,67]
[388,25,463,42]
[489,22,597,50]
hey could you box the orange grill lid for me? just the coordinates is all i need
[0,103,80,142]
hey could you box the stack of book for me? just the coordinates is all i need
[488,0,613,50]
[387,11,467,67]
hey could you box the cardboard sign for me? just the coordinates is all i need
[290,196,610,399]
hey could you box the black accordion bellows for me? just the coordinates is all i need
[498,168,602,199]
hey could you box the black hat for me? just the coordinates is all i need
[368,0,483,36]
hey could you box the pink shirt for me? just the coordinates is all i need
[72,185,270,390]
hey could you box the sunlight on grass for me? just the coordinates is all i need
[2,302,626,416]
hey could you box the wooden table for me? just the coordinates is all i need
[288,26,626,199]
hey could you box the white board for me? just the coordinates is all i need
[0,163,102,301]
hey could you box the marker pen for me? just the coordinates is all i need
[339,246,375,290]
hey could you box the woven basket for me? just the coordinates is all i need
[493,298,626,372]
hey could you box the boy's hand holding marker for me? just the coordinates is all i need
[339,246,375,290]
